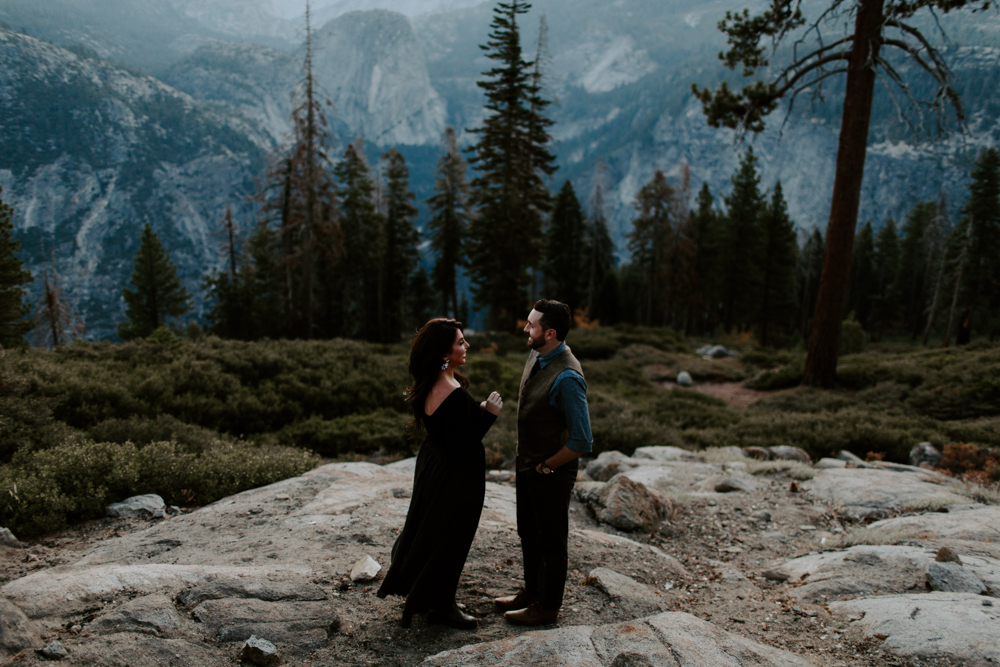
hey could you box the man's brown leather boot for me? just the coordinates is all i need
[503,602,558,626]
[494,589,536,612]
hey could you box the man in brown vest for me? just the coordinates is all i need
[495,299,592,625]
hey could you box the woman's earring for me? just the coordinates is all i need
[441,359,449,371]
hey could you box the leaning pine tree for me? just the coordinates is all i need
[0,187,32,347]
[693,0,992,385]
[467,0,557,331]
[118,223,191,340]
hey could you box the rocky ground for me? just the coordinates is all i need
[2,439,998,666]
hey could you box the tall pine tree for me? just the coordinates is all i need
[795,228,825,341]
[0,187,31,347]
[585,160,615,320]
[847,221,876,331]
[871,219,900,340]
[688,182,721,334]
[757,181,798,346]
[427,127,470,318]
[467,0,557,331]
[381,148,421,341]
[720,148,764,333]
[893,201,938,338]
[628,170,675,326]
[119,224,191,340]
[546,180,587,317]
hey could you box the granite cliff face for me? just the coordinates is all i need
[0,28,270,339]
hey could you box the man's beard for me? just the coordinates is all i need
[527,335,545,350]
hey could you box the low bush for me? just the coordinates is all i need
[0,439,318,537]
[86,414,222,453]
[744,361,805,390]
[264,409,412,458]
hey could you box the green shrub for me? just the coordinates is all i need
[266,409,411,458]
[0,439,319,537]
[839,319,867,355]
[464,355,523,400]
[642,390,741,430]
[744,361,804,390]
[588,391,684,456]
[86,414,222,452]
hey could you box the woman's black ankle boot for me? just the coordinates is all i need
[429,603,477,629]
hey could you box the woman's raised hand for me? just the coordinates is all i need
[484,391,503,416]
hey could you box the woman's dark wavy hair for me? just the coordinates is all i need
[405,318,467,434]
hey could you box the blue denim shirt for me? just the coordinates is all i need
[534,341,593,454]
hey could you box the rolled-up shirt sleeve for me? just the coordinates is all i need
[549,369,593,454]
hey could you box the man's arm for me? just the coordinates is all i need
[535,370,593,473]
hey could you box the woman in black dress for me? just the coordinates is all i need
[377,318,503,629]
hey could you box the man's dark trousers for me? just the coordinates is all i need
[515,458,578,611]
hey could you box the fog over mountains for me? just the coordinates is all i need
[0,0,997,338]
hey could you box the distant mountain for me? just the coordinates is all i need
[0,27,270,339]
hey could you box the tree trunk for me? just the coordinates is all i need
[803,0,884,387]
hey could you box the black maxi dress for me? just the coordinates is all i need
[377,387,497,616]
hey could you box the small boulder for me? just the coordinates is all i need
[585,451,637,482]
[926,561,986,594]
[815,458,847,469]
[106,494,166,518]
[742,447,770,461]
[585,475,659,532]
[241,635,280,666]
[632,446,697,462]
[836,450,865,465]
[768,446,811,464]
[586,567,665,616]
[696,345,738,359]
[350,555,382,583]
[0,598,39,653]
[714,477,757,493]
[935,546,961,564]
[0,527,20,548]
[89,594,182,637]
[36,641,68,661]
[751,509,772,523]
[910,442,942,469]
[675,371,693,386]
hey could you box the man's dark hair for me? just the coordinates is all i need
[533,299,571,341]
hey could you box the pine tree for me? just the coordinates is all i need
[119,224,191,340]
[688,182,721,335]
[245,219,287,340]
[871,219,900,340]
[382,148,421,342]
[407,266,436,332]
[795,228,825,340]
[596,270,622,326]
[628,170,675,326]
[334,139,382,340]
[893,201,937,338]
[204,204,252,339]
[467,0,557,331]
[952,147,1000,340]
[427,128,470,318]
[545,180,587,317]
[0,187,32,347]
[720,148,764,333]
[847,221,876,331]
[757,181,798,346]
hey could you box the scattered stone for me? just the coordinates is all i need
[751,509,772,523]
[768,446,811,464]
[803,468,966,519]
[926,561,987,595]
[985,599,995,607]
[0,598,39,653]
[631,446,697,462]
[586,567,665,617]
[675,371,693,386]
[696,345,738,359]
[89,594,182,637]
[713,476,757,493]
[936,546,962,564]
[910,442,943,469]
[194,598,338,647]
[742,446,770,461]
[106,494,166,518]
[788,481,799,493]
[423,612,814,666]
[836,450,866,464]
[583,474,659,532]
[241,635,280,666]
[0,528,20,548]
[585,451,638,482]
[36,640,68,660]
[349,555,381,582]
[762,570,789,582]
[815,457,847,469]
[831,593,1000,665]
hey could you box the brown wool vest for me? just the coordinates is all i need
[516,345,584,469]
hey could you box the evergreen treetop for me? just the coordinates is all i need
[0,187,32,347]
[382,148,421,341]
[546,180,587,318]
[427,127,470,319]
[119,223,191,341]
[720,147,764,332]
[757,181,798,346]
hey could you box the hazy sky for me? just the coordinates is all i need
[270,0,484,20]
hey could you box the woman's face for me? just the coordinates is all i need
[443,328,470,369]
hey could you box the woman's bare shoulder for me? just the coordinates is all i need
[424,380,462,416]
